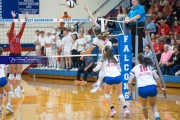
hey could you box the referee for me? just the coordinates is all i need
[125,0,145,54]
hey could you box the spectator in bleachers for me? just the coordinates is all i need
[109,33,118,55]
[70,34,78,71]
[160,0,167,6]
[69,26,78,36]
[177,39,180,48]
[159,44,172,75]
[169,39,177,53]
[54,26,60,37]
[117,6,127,21]
[39,31,46,69]
[118,5,126,15]
[141,0,151,9]
[106,15,116,34]
[143,33,149,51]
[77,32,86,68]
[62,29,72,70]
[150,33,156,45]
[165,46,180,75]
[153,39,164,62]
[84,30,91,50]
[145,17,156,34]
[156,18,170,44]
[167,0,176,6]
[59,12,71,28]
[155,12,166,28]
[78,27,84,36]
[173,1,180,21]
[56,36,62,70]
[51,30,58,69]
[146,3,155,16]
[34,30,41,68]
[170,20,180,40]
[154,1,164,12]
[74,55,94,85]
[44,31,53,69]
[151,12,157,22]
[144,45,154,64]
[162,1,173,18]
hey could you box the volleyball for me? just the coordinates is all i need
[66,0,75,8]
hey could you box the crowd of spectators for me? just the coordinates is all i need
[33,0,180,77]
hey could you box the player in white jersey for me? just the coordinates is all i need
[0,47,14,114]
[81,5,112,93]
[93,45,130,117]
[127,54,166,120]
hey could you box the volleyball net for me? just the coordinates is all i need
[0,18,166,100]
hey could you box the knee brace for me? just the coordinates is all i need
[141,106,147,110]
[16,74,21,80]
[105,94,111,99]
[8,74,14,80]
[98,71,104,78]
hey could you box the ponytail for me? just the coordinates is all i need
[103,45,118,64]
[98,31,109,40]
[138,53,153,66]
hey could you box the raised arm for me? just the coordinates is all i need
[84,5,99,27]
[8,11,16,40]
[18,12,28,39]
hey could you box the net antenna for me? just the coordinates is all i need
[99,18,125,36]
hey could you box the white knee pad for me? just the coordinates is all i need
[150,104,157,111]
[118,94,124,100]
[16,74,21,80]
[0,94,3,98]
[8,74,14,80]
[98,71,104,78]
[141,106,147,110]
[7,91,12,95]
[105,94,111,99]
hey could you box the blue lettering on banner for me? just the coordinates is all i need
[19,0,39,14]
[118,35,132,100]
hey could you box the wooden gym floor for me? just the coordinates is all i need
[1,76,180,120]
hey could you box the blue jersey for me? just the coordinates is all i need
[128,4,145,25]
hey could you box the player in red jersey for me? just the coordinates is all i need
[7,11,28,98]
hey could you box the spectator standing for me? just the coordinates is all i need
[62,29,72,70]
[39,31,46,69]
[59,12,71,28]
[125,0,145,54]
[77,33,86,67]
[70,34,78,71]
[159,44,172,75]
[84,31,91,50]
[56,36,62,70]
[34,30,41,68]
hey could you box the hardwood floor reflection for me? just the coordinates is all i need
[1,76,180,120]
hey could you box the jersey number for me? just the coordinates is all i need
[16,38,19,42]
[139,66,148,72]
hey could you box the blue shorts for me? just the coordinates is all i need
[0,77,8,87]
[138,85,157,98]
[105,75,121,85]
